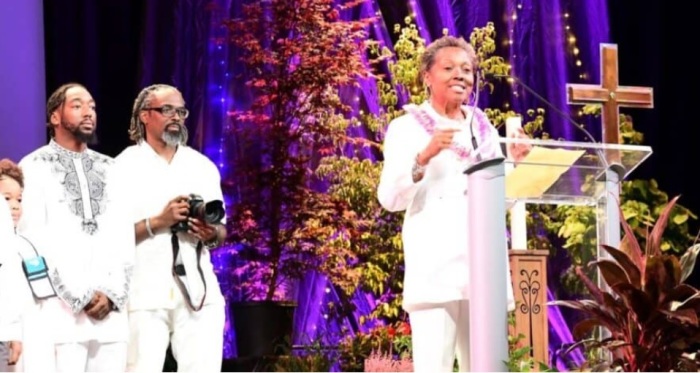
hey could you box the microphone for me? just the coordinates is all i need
[468,74,482,161]
[484,73,599,145]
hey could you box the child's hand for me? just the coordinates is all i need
[8,340,22,365]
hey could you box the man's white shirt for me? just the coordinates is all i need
[113,141,225,312]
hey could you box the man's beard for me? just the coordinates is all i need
[64,121,98,145]
[162,124,187,147]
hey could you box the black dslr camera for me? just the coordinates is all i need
[172,194,226,233]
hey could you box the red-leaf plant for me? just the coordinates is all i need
[551,196,700,371]
[222,0,373,301]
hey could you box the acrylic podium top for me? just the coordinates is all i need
[497,137,652,206]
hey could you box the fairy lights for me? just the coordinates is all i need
[562,8,588,82]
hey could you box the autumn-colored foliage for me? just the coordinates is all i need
[224,0,373,301]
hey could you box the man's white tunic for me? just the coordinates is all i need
[18,140,134,344]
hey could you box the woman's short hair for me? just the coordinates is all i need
[419,35,478,83]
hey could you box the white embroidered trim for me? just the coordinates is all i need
[96,264,133,311]
[49,268,95,314]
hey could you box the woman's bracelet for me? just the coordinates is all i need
[412,153,427,180]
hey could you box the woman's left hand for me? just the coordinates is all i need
[507,127,532,163]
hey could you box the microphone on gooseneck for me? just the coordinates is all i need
[467,72,482,161]
[484,73,599,145]
[484,72,614,173]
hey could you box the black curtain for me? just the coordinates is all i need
[43,0,213,158]
[608,1,700,234]
[43,0,142,157]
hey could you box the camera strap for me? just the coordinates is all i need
[170,232,207,312]
[16,235,57,300]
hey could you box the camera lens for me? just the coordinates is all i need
[171,195,225,232]
[203,200,225,224]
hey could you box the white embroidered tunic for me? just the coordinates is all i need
[18,140,134,343]
[378,102,514,312]
[113,142,225,311]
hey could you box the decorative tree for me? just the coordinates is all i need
[315,17,426,323]
[224,0,372,301]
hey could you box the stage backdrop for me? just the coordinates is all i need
[15,0,697,368]
[0,0,46,161]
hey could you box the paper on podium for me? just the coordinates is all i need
[505,146,585,199]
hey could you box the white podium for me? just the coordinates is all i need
[465,137,652,371]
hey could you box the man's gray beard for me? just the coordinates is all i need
[162,127,186,147]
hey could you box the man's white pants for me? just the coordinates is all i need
[409,300,470,372]
[126,296,225,372]
[54,341,127,372]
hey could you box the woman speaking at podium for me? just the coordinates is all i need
[377,35,529,372]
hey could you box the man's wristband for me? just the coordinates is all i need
[203,225,224,249]
[145,218,156,238]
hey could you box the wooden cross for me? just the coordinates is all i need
[566,43,654,145]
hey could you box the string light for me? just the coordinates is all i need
[215,32,228,171]
[506,2,520,62]
[207,8,235,359]
[502,1,520,115]
[562,5,587,81]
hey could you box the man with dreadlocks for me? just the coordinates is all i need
[17,83,135,372]
[112,84,226,372]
